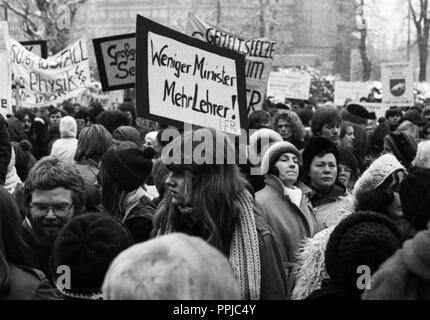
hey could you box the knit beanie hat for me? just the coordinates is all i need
[311,107,341,136]
[260,141,300,175]
[399,166,430,231]
[353,154,404,200]
[51,213,134,299]
[248,128,283,165]
[113,126,141,146]
[337,147,358,176]
[60,116,77,138]
[403,109,426,127]
[402,229,430,281]
[100,147,153,192]
[302,137,339,173]
[325,211,403,290]
[412,140,430,169]
[102,233,241,300]
[383,131,417,167]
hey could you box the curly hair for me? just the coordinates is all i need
[24,156,86,215]
[271,110,305,142]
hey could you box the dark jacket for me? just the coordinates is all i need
[3,265,60,300]
[0,115,12,185]
[256,175,318,297]
[124,195,156,243]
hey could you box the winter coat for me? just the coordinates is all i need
[256,175,318,296]
[123,192,156,243]
[308,183,354,231]
[3,265,60,300]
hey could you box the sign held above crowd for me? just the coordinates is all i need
[135,14,247,136]
[186,12,275,114]
[267,70,311,101]
[93,33,136,91]
[0,22,12,117]
[381,61,414,107]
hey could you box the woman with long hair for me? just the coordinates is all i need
[153,128,288,300]
[98,147,155,243]
[0,187,58,299]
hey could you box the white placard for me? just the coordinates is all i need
[381,62,414,107]
[267,71,311,100]
[334,81,368,106]
[0,22,12,117]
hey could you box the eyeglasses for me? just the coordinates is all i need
[30,203,74,217]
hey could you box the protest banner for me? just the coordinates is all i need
[267,70,311,101]
[381,62,414,107]
[93,33,136,91]
[136,15,247,136]
[9,37,91,108]
[0,22,12,117]
[186,12,276,114]
[334,81,368,106]
[20,40,48,58]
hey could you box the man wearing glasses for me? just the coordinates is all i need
[23,156,85,282]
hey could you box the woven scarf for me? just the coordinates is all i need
[161,189,261,300]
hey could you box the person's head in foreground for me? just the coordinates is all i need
[102,233,241,300]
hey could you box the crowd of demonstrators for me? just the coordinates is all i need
[2,94,430,301]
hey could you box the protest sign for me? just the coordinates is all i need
[9,37,91,108]
[20,40,48,58]
[267,70,311,101]
[136,15,247,136]
[334,81,368,106]
[93,33,136,91]
[0,22,12,117]
[186,12,276,114]
[381,62,414,107]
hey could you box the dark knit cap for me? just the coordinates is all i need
[100,148,153,192]
[399,167,430,231]
[51,213,134,298]
[346,103,376,120]
[403,109,426,127]
[383,131,417,167]
[325,211,402,291]
[302,137,339,173]
[337,147,358,176]
[311,107,341,136]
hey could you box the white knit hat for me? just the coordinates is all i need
[60,116,77,138]
[260,141,300,176]
[247,128,283,171]
[353,154,405,199]
[412,140,430,169]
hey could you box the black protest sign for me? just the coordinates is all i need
[136,15,248,136]
[93,33,136,91]
[20,40,48,58]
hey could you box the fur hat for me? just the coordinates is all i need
[325,211,402,290]
[402,229,430,281]
[100,147,153,192]
[353,154,404,200]
[311,107,341,136]
[51,213,134,299]
[102,233,241,300]
[403,109,426,127]
[260,141,300,175]
[399,166,430,231]
[302,137,339,173]
[412,140,430,169]
[59,116,77,138]
[383,131,417,167]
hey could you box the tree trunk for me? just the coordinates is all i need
[359,28,372,81]
[418,36,428,81]
[259,0,265,37]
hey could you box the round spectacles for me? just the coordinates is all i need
[30,203,74,217]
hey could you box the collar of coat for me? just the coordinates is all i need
[264,174,312,197]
